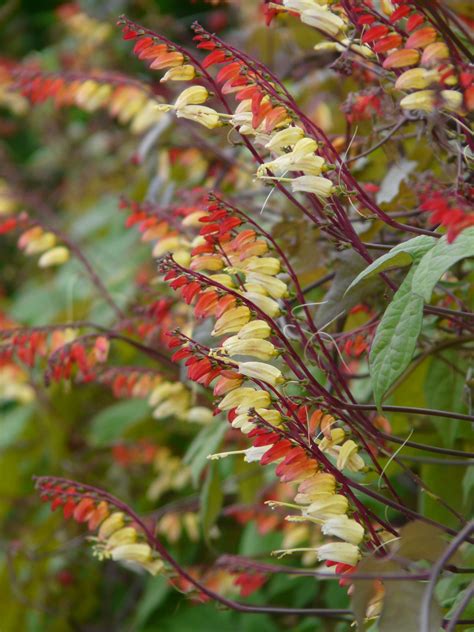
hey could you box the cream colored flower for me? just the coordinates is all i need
[316,542,360,565]
[237,361,284,386]
[321,516,364,545]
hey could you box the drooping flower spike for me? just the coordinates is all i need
[36,477,165,576]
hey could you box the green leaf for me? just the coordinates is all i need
[88,399,150,446]
[369,267,424,409]
[411,228,474,301]
[379,581,442,632]
[132,575,169,629]
[424,350,468,447]
[0,405,33,449]
[316,251,375,327]
[445,586,474,620]
[376,159,417,204]
[200,461,223,539]
[183,419,226,486]
[345,235,435,295]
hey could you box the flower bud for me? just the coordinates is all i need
[400,89,435,112]
[243,292,281,317]
[421,42,449,66]
[337,440,364,472]
[222,336,277,361]
[300,7,345,37]
[290,175,334,198]
[265,126,304,153]
[98,512,125,540]
[38,246,70,268]
[237,320,272,340]
[237,361,284,386]
[242,257,281,276]
[383,49,420,69]
[316,542,360,566]
[160,65,196,82]
[306,493,349,519]
[395,68,439,90]
[175,86,209,109]
[176,104,222,129]
[405,26,437,50]
[212,306,251,336]
[24,232,56,255]
[107,527,138,548]
[321,516,364,545]
[245,272,289,299]
[110,542,153,564]
[219,387,271,410]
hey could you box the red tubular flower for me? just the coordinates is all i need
[202,50,228,68]
[194,291,219,318]
[405,13,425,33]
[0,218,18,234]
[234,572,266,597]
[260,439,293,464]
[390,5,411,22]
[405,26,437,49]
[357,15,376,26]
[133,36,154,55]
[362,25,389,44]
[373,33,403,53]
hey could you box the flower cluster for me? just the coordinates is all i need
[276,0,471,115]
[37,478,165,575]
[158,198,367,567]
[16,70,163,134]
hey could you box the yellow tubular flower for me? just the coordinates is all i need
[174,86,209,109]
[245,272,289,299]
[24,232,57,255]
[160,65,196,82]
[395,68,439,91]
[318,428,345,451]
[290,175,335,198]
[295,473,337,503]
[110,542,153,564]
[152,236,189,257]
[242,257,281,275]
[306,494,349,518]
[400,92,423,111]
[237,362,284,386]
[321,516,365,545]
[219,387,271,410]
[243,292,281,318]
[265,126,305,153]
[236,320,272,340]
[222,337,277,360]
[98,512,125,540]
[38,246,70,268]
[212,306,251,336]
[107,527,137,548]
[336,439,364,470]
[315,542,360,566]
[300,7,346,37]
[172,250,191,267]
[336,440,364,472]
[176,104,222,129]
[182,211,208,226]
